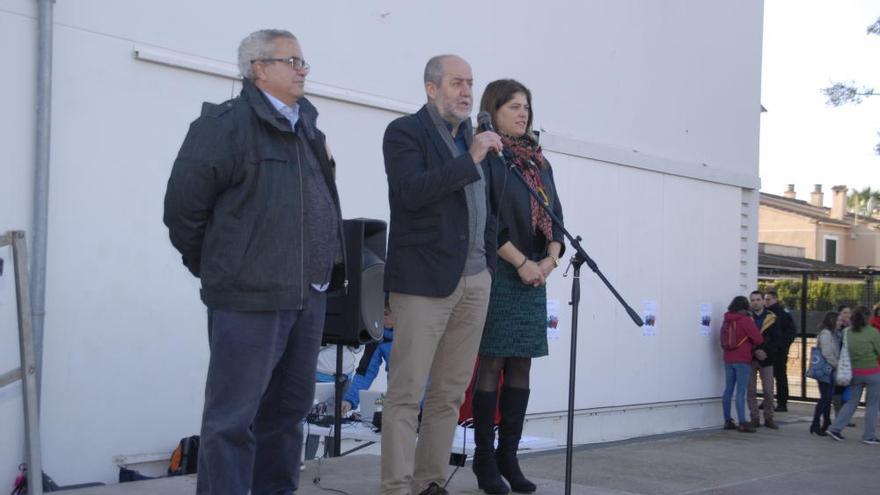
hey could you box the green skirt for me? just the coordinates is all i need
[479,259,549,358]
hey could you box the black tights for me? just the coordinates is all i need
[475,356,532,392]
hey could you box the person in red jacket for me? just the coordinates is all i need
[870,303,880,331]
[721,296,764,432]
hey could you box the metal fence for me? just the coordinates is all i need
[757,266,878,402]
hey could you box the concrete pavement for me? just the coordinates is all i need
[64,401,878,494]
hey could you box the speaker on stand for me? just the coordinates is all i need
[322,218,387,456]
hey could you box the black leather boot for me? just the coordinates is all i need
[471,390,509,494]
[496,387,536,493]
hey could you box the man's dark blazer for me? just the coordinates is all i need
[382,105,496,297]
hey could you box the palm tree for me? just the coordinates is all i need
[847,187,880,216]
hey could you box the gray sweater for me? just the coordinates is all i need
[817,328,842,369]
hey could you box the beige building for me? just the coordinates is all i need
[759,184,880,267]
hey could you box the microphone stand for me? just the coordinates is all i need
[332,344,344,457]
[496,152,643,495]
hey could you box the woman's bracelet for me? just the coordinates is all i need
[515,256,528,270]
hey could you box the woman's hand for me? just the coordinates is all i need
[517,260,545,287]
[537,258,556,278]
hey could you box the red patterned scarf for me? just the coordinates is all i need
[501,134,553,240]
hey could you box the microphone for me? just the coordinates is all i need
[476,111,495,133]
[476,111,504,159]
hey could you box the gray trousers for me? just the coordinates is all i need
[829,373,880,440]
[197,289,326,495]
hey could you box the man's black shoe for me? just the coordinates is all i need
[774,404,788,412]
[418,482,449,495]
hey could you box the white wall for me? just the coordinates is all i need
[1,0,38,487]
[0,0,763,486]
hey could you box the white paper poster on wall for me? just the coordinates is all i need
[642,300,658,336]
[700,303,713,337]
[547,299,561,341]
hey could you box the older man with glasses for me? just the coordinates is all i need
[164,29,345,494]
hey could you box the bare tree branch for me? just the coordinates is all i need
[822,15,879,157]
[868,17,880,35]
[821,81,876,106]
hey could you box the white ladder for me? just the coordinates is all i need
[1,231,44,495]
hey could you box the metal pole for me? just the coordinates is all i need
[332,345,344,457]
[13,232,44,495]
[32,0,56,408]
[865,271,875,308]
[564,258,583,495]
[800,273,808,400]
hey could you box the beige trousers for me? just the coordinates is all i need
[380,269,491,495]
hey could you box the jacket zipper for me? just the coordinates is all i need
[295,139,305,307]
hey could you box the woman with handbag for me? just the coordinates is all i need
[832,309,853,425]
[826,306,880,444]
[809,311,840,435]
[721,296,764,432]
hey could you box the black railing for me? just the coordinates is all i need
[758,266,878,402]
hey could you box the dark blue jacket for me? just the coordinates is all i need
[382,105,496,297]
[752,309,783,366]
[767,302,797,345]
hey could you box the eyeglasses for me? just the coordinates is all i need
[251,56,310,72]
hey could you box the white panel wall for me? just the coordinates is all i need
[19,0,763,174]
[529,154,744,413]
[0,0,763,486]
[37,26,222,481]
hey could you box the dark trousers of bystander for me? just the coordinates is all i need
[811,380,834,432]
[774,342,792,407]
[197,289,327,495]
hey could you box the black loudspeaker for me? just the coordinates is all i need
[323,218,387,345]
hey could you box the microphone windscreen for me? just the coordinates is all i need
[476,111,494,132]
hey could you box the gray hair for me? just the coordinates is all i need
[424,54,455,85]
[238,29,297,80]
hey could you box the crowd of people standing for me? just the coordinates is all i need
[720,293,880,445]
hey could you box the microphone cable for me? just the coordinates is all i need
[443,418,472,489]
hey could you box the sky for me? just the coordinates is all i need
[760,0,880,205]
